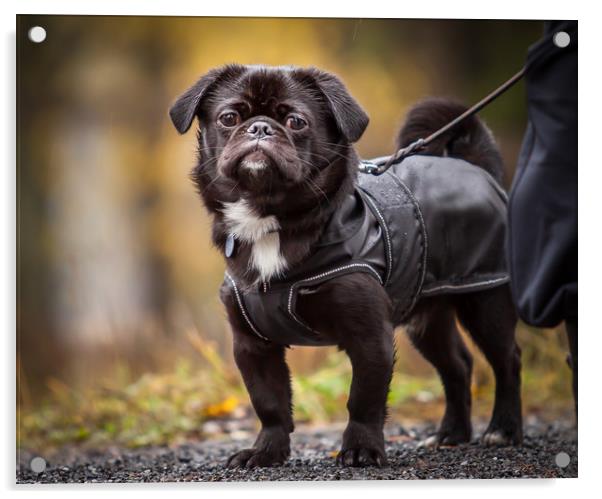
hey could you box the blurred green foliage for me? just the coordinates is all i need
[16,16,572,451]
[18,324,572,451]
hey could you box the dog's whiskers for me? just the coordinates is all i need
[227,180,240,196]
[303,177,329,204]
[309,148,350,163]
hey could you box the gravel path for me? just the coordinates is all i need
[17,419,577,483]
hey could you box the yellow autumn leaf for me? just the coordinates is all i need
[203,396,239,418]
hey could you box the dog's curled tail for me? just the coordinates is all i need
[396,98,504,184]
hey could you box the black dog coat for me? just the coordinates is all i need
[223,155,509,346]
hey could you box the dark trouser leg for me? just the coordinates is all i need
[406,299,473,446]
[566,319,578,419]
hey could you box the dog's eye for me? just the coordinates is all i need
[218,112,241,128]
[286,114,307,131]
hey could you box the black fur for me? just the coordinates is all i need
[397,98,505,184]
[171,65,522,468]
[170,65,363,286]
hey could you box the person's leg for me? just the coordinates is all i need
[565,318,578,418]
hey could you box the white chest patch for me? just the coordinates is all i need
[222,199,288,282]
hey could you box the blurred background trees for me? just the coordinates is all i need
[17,16,572,449]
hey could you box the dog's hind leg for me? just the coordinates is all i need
[405,297,473,447]
[454,285,523,446]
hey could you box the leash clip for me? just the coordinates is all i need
[358,160,381,175]
[359,138,427,176]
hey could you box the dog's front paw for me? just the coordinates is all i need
[337,421,387,467]
[226,447,288,468]
[226,427,290,468]
[336,447,386,467]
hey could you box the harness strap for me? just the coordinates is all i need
[225,272,269,341]
[226,262,384,345]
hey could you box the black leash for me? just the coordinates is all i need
[359,66,526,176]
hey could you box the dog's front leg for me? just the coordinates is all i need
[335,275,395,467]
[226,325,293,468]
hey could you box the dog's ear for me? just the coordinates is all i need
[169,64,246,134]
[292,67,369,143]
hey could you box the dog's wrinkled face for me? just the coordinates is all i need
[206,68,334,192]
[170,65,368,209]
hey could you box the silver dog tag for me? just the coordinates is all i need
[225,233,236,258]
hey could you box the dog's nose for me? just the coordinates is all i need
[246,121,274,139]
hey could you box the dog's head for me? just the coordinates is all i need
[169,65,368,210]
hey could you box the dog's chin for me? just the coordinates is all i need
[239,150,273,178]
[221,148,305,194]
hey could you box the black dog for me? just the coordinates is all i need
[170,65,522,468]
